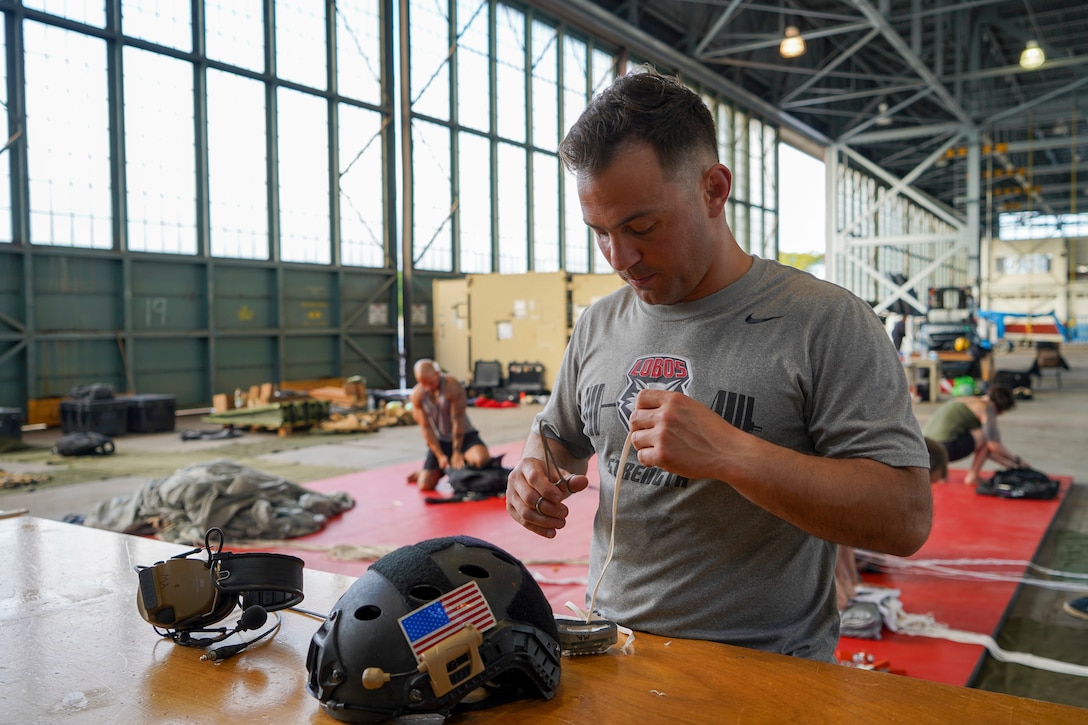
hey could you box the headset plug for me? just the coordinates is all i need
[200,643,247,662]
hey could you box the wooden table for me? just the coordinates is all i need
[904,355,942,403]
[3,516,1085,724]
[939,349,993,383]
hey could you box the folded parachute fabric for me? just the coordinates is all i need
[79,458,355,545]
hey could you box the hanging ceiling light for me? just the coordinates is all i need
[875,102,893,127]
[779,26,806,59]
[1019,40,1045,70]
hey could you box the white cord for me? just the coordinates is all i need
[878,592,1088,677]
[585,430,634,622]
[856,552,1088,593]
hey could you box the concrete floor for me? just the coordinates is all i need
[2,343,1086,706]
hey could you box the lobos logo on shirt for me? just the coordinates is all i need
[617,354,692,426]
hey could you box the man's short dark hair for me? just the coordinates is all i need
[558,67,718,180]
[988,385,1015,412]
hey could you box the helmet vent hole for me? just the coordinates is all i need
[409,584,443,602]
[459,564,490,579]
[353,604,382,620]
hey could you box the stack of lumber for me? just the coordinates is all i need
[317,407,414,434]
[306,379,367,409]
[212,382,279,413]
[207,376,391,435]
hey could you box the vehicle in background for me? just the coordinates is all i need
[918,286,978,352]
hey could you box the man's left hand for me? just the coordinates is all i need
[628,389,735,481]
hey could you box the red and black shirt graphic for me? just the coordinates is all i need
[617,355,692,427]
[581,354,762,489]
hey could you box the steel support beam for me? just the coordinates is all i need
[849,0,974,125]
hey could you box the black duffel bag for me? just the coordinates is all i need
[976,466,1058,500]
[52,431,115,457]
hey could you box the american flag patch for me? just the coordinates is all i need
[398,581,496,661]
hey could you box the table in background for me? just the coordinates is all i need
[904,355,942,403]
[939,349,993,383]
[2,517,1084,724]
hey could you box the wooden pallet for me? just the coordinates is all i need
[202,400,331,436]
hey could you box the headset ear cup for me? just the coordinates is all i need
[176,591,238,632]
[137,558,221,627]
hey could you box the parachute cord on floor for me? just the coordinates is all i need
[856,585,1088,678]
[855,551,1088,594]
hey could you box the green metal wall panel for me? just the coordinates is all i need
[341,272,397,331]
[214,266,277,330]
[283,335,338,382]
[342,334,399,389]
[0,249,25,408]
[0,344,26,412]
[0,249,24,328]
[283,269,337,329]
[36,339,126,398]
[132,338,207,406]
[33,256,123,332]
[341,270,400,388]
[408,272,450,377]
[214,336,277,396]
[131,260,207,331]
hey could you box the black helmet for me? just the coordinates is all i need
[306,535,561,722]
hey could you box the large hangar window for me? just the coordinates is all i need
[13,1,391,268]
[407,0,616,276]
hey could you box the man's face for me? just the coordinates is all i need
[577,143,727,305]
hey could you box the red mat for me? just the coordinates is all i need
[257,449,1069,688]
[838,469,1071,686]
[261,440,597,609]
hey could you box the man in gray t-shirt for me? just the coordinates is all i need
[505,68,932,663]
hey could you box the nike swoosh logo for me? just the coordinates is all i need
[745,314,784,324]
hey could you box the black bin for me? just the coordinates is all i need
[0,407,23,443]
[61,398,130,436]
[119,394,177,433]
[472,360,503,390]
[507,361,545,394]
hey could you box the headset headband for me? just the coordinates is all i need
[136,528,305,633]
[211,550,305,612]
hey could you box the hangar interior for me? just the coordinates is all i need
[1,0,1087,716]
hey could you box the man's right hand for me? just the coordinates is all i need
[506,456,589,539]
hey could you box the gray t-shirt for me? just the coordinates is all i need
[536,257,929,661]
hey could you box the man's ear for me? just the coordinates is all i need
[705,164,732,216]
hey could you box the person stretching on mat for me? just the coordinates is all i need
[921,384,1028,486]
[407,359,492,491]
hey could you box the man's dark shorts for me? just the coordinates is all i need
[423,431,487,470]
[942,432,976,463]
